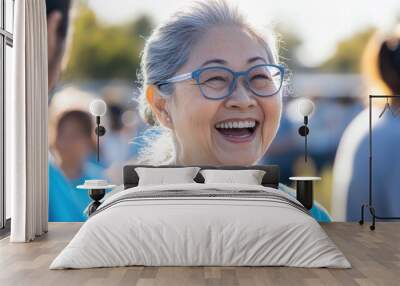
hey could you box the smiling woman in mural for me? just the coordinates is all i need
[116,0,330,221]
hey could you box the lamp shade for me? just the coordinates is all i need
[89,99,107,117]
[298,98,314,116]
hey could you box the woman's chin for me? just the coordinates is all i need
[214,151,258,165]
[212,128,262,165]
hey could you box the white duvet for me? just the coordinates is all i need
[50,183,351,269]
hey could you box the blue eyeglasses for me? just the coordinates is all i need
[154,64,285,100]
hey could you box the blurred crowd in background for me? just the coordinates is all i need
[47,0,400,221]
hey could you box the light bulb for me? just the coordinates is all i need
[298,98,314,117]
[89,99,107,117]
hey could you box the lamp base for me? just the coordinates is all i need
[95,125,106,136]
[298,125,309,136]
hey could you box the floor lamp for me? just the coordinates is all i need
[359,95,400,230]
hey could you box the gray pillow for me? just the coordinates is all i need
[135,167,201,186]
[200,169,266,185]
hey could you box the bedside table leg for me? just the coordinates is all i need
[88,201,102,216]
[88,189,106,216]
[296,180,313,210]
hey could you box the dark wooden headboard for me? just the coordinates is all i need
[123,165,280,189]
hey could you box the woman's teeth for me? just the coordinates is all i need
[214,119,258,142]
[215,120,256,129]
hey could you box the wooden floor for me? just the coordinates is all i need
[0,222,399,286]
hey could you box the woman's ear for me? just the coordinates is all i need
[146,85,174,129]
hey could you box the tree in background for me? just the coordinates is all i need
[320,28,376,73]
[64,4,377,79]
[63,5,153,81]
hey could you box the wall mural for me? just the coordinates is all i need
[45,0,400,223]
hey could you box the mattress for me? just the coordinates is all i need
[50,183,351,269]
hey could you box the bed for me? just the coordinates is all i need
[50,165,350,269]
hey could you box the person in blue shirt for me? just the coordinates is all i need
[45,0,107,222]
[48,159,89,222]
[332,29,400,221]
[49,110,106,222]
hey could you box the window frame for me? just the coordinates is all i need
[0,0,14,234]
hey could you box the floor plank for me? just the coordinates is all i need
[0,222,399,286]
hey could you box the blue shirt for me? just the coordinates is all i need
[48,159,106,222]
[310,203,332,222]
[346,110,400,220]
[332,108,400,221]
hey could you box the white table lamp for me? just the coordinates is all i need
[297,98,315,162]
[89,99,107,162]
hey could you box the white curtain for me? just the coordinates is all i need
[7,0,48,242]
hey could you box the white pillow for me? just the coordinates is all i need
[135,167,201,186]
[200,169,266,185]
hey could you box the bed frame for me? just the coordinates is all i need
[123,165,280,189]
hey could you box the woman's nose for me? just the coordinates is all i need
[224,80,257,110]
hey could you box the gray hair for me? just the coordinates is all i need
[136,0,279,164]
